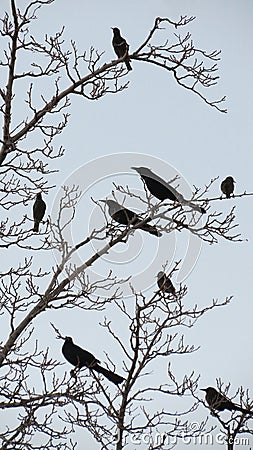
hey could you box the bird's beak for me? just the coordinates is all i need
[200,388,206,391]
[111,27,114,30]
[100,200,107,203]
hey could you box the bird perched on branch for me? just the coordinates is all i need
[132,166,206,214]
[201,387,252,415]
[33,192,46,232]
[62,337,124,386]
[102,199,161,237]
[112,27,132,71]
[157,271,176,296]
[220,176,235,198]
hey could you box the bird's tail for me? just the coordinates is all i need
[125,58,132,71]
[95,364,124,385]
[140,223,162,237]
[33,221,39,232]
[235,405,253,415]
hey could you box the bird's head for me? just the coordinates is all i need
[132,166,152,177]
[157,271,165,280]
[227,176,235,183]
[36,192,42,199]
[64,336,73,343]
[101,199,117,207]
[101,199,122,214]
[201,387,215,395]
[111,27,120,34]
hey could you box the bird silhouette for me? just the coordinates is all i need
[33,193,46,232]
[157,271,176,295]
[201,387,252,415]
[220,176,235,198]
[112,27,132,71]
[102,199,161,237]
[62,337,124,385]
[132,167,206,214]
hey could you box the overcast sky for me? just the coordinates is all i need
[1,0,253,448]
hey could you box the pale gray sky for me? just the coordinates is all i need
[1,0,253,448]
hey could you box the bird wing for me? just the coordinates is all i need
[33,200,46,221]
[113,38,128,58]
[121,206,138,224]
[76,346,100,367]
[94,364,124,385]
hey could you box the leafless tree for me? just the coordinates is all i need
[192,380,253,450]
[0,1,252,449]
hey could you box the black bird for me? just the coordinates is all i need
[132,167,206,214]
[33,193,46,232]
[201,387,252,414]
[221,176,235,198]
[157,271,176,295]
[102,199,161,237]
[112,27,132,71]
[62,337,124,386]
